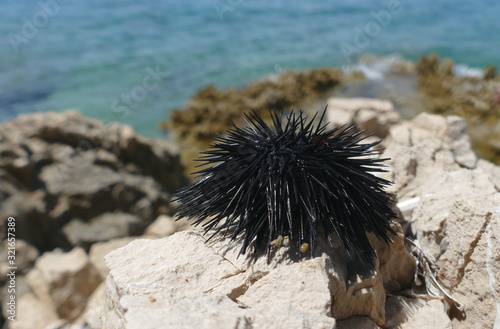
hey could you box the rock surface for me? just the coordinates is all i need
[89,237,138,280]
[75,282,107,329]
[102,221,414,329]
[101,101,500,329]
[4,96,500,328]
[0,110,188,251]
[380,111,500,329]
[326,101,500,328]
[26,247,101,322]
[327,98,401,138]
[416,54,500,164]
[143,214,192,237]
[384,296,452,329]
[10,293,59,329]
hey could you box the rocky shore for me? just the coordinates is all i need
[0,111,188,252]
[163,55,500,177]
[416,54,500,163]
[160,67,345,175]
[1,95,499,329]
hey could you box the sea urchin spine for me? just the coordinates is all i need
[173,108,397,261]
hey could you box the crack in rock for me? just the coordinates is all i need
[456,212,492,285]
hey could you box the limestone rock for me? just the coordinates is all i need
[0,239,39,321]
[327,97,400,138]
[0,239,38,276]
[398,299,452,329]
[416,54,500,165]
[385,296,452,329]
[26,247,101,322]
[382,112,500,329]
[75,282,106,329]
[143,214,177,237]
[63,213,142,250]
[446,116,477,168]
[367,223,415,293]
[102,224,413,329]
[143,214,193,237]
[89,237,137,279]
[477,158,500,191]
[336,316,380,329]
[10,293,59,329]
[0,110,188,251]
[336,296,453,329]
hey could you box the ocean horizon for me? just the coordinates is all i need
[1,0,499,137]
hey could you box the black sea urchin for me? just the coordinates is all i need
[173,108,397,261]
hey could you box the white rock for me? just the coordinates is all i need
[0,239,38,277]
[143,214,177,237]
[400,299,452,329]
[11,293,59,329]
[446,116,477,168]
[327,98,399,138]
[396,197,421,221]
[99,108,500,329]
[477,158,500,191]
[102,222,414,329]
[328,98,394,112]
[382,112,500,329]
[26,247,101,321]
[89,237,137,279]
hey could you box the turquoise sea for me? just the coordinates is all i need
[1,0,500,137]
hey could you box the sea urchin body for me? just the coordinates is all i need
[173,108,397,261]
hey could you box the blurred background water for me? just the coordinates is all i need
[1,0,499,137]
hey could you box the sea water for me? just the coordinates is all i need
[1,0,499,137]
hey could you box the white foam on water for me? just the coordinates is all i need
[452,64,484,78]
[343,54,410,81]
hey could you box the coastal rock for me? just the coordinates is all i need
[5,94,500,329]
[143,214,179,237]
[477,159,500,191]
[0,239,38,276]
[0,110,188,251]
[10,293,59,329]
[0,239,39,323]
[164,68,343,144]
[102,221,414,329]
[75,282,106,329]
[416,54,500,164]
[63,212,142,250]
[162,68,344,174]
[381,112,500,329]
[327,98,400,138]
[384,297,452,329]
[143,214,193,237]
[399,299,452,329]
[25,247,101,322]
[336,316,380,329]
[89,237,138,279]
